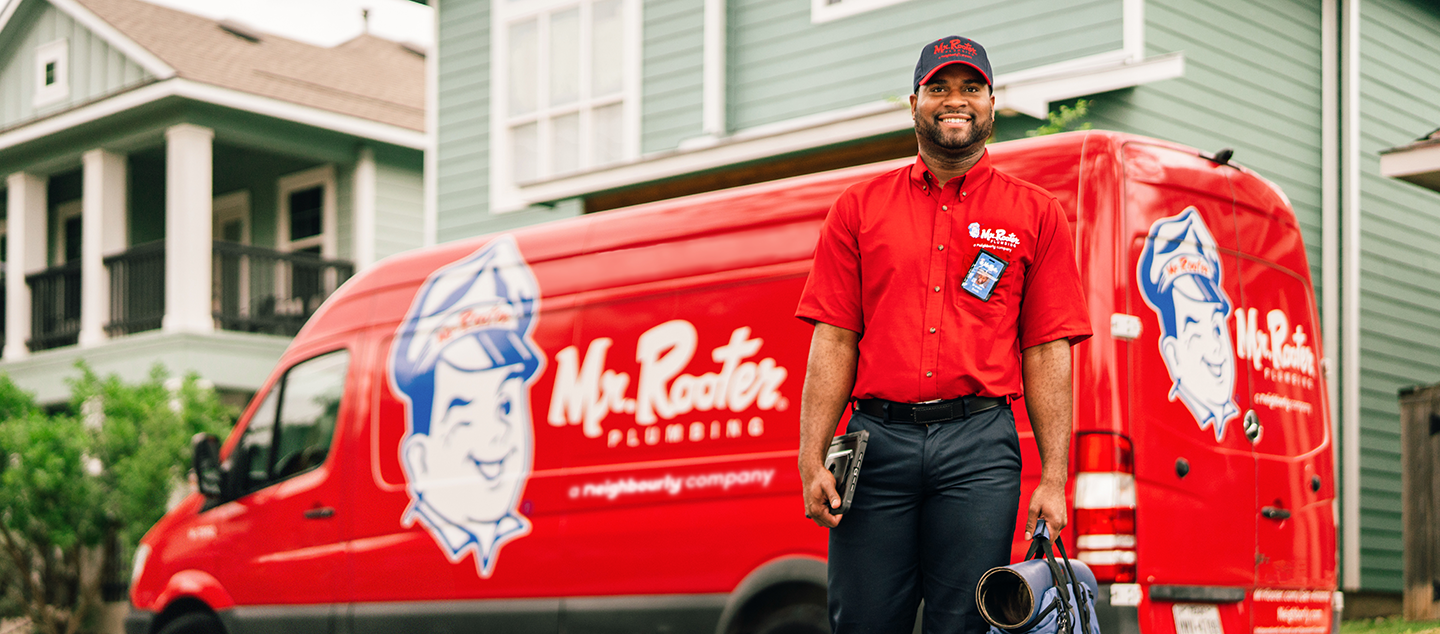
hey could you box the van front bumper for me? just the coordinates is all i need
[1094,585,1141,634]
[125,608,155,634]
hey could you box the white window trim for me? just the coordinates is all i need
[33,39,70,109]
[489,0,642,214]
[811,0,913,24]
[54,199,82,266]
[214,190,252,245]
[276,166,337,258]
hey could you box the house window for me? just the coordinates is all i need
[810,0,914,23]
[494,0,638,199]
[277,166,336,257]
[33,40,69,108]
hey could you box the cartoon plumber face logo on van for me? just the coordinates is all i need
[388,235,544,577]
[1137,208,1240,442]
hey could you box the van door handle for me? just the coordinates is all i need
[1260,506,1290,520]
[303,506,335,520]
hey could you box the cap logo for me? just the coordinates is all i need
[434,303,519,345]
[1160,255,1213,288]
[934,39,976,58]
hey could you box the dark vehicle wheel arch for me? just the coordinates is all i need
[716,556,829,634]
[152,599,225,634]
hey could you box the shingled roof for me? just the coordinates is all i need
[74,0,425,131]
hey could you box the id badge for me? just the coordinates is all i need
[961,250,1008,301]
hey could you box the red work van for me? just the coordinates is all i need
[127,131,1336,634]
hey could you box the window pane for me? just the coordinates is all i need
[508,19,538,115]
[512,123,539,183]
[552,113,580,176]
[273,350,350,479]
[549,9,580,106]
[235,388,278,492]
[592,103,624,167]
[591,0,624,97]
[289,187,323,241]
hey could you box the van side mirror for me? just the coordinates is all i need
[192,433,224,498]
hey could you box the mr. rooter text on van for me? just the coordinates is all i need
[548,320,790,447]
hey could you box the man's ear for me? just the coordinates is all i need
[909,93,917,119]
[403,435,429,479]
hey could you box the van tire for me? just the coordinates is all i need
[754,603,829,634]
[156,612,225,634]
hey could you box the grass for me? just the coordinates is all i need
[1341,617,1440,634]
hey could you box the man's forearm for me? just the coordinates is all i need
[1022,339,1073,484]
[798,323,860,472]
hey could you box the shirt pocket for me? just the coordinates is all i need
[951,246,1014,319]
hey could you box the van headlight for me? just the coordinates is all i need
[132,544,151,586]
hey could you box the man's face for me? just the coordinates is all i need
[1161,286,1236,411]
[405,360,531,525]
[909,63,995,154]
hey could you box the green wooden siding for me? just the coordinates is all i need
[336,163,354,261]
[1356,0,1440,593]
[375,152,426,260]
[0,1,152,129]
[436,0,493,241]
[727,0,1122,131]
[642,0,703,152]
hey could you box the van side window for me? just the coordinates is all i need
[232,350,351,494]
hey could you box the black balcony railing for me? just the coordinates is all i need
[212,242,354,337]
[27,262,81,351]
[105,241,166,337]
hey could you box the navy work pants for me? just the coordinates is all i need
[828,406,1022,634]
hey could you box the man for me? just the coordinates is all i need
[1137,207,1240,441]
[390,235,545,578]
[795,36,1092,634]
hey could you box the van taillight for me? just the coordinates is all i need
[1074,432,1136,583]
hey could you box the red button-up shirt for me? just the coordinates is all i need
[796,151,1091,402]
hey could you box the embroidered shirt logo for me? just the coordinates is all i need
[970,225,1021,252]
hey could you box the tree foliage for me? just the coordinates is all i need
[1027,99,1094,137]
[0,365,235,634]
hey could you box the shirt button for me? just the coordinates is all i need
[926,371,933,377]
[930,327,937,333]
[934,286,941,292]
[937,245,944,251]
[942,205,948,211]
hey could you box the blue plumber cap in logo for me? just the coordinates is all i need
[391,236,541,434]
[1139,207,1228,307]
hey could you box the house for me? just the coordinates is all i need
[0,0,427,403]
[427,0,1440,613]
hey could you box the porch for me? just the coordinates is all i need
[24,240,353,351]
[2,122,371,368]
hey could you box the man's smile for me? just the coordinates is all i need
[938,112,973,128]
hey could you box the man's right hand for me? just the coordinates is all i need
[801,463,843,527]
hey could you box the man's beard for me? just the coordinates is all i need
[917,111,993,155]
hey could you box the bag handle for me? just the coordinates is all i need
[1026,520,1074,634]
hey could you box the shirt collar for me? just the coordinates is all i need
[909,149,995,191]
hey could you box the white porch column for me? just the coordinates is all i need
[4,173,48,360]
[353,146,377,269]
[163,124,214,334]
[79,149,128,347]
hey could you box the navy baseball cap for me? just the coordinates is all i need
[914,36,993,93]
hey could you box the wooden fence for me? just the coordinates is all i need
[1398,383,1440,620]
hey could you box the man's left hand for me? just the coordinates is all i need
[1024,479,1067,540]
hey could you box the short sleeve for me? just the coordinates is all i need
[1018,198,1092,349]
[796,192,864,333]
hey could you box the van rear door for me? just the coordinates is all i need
[1230,173,1337,633]
[1122,141,1255,634]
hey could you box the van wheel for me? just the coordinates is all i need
[755,603,829,634]
[156,612,225,634]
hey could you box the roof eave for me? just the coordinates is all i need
[1379,139,1440,194]
[1,0,178,79]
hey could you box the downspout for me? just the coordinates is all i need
[1340,0,1362,592]
[702,0,727,137]
[1320,0,1341,590]
[423,0,440,246]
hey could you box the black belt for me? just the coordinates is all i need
[855,395,1007,424]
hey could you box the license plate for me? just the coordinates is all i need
[1174,604,1224,634]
